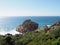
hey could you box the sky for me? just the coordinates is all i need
[0,0,60,17]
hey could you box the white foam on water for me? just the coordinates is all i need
[0,28,22,35]
[47,25,51,27]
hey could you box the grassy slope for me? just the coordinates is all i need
[0,26,60,45]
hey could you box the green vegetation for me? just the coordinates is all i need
[0,26,60,45]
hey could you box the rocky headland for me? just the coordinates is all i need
[0,19,60,45]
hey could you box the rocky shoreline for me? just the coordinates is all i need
[0,19,60,45]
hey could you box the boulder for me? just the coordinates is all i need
[16,19,38,33]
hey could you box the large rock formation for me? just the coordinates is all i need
[16,19,38,33]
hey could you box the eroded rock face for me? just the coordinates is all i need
[16,19,38,33]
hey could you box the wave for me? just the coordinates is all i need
[47,25,51,27]
[0,28,22,35]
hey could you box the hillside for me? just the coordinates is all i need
[0,21,60,45]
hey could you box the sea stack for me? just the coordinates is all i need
[16,19,38,33]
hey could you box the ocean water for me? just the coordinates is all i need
[0,16,60,35]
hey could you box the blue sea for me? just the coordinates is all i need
[0,16,60,35]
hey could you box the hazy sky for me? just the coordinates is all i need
[0,0,60,17]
